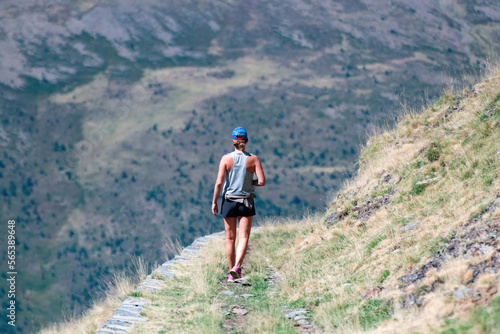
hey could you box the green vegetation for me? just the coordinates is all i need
[370,187,392,198]
[410,180,428,195]
[359,299,393,330]
[367,236,387,254]
[129,291,143,297]
[378,270,391,283]
[439,297,500,334]
[425,142,441,162]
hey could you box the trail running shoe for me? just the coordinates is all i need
[230,266,241,279]
[228,273,235,282]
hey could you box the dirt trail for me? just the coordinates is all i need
[218,242,324,334]
[219,244,255,333]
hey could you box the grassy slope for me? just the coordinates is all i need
[5,1,500,331]
[42,65,500,333]
[140,65,498,333]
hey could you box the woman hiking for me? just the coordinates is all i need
[212,127,266,282]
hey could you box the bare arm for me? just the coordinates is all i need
[252,156,266,187]
[212,156,228,216]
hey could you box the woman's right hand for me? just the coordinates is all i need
[212,202,218,216]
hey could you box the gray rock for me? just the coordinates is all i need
[401,220,421,232]
[136,277,165,292]
[297,319,312,327]
[222,324,233,330]
[230,306,248,315]
[417,165,428,173]
[172,255,190,262]
[96,328,127,334]
[453,288,471,300]
[101,319,133,328]
[241,294,254,298]
[183,245,202,252]
[220,290,235,296]
[122,297,146,306]
[113,308,142,318]
[113,310,147,322]
[485,267,497,274]
[326,213,337,223]
[294,315,309,320]
[154,266,176,278]
[233,277,245,283]
[193,236,210,244]
[416,177,439,185]
[283,308,309,319]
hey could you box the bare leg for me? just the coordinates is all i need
[235,216,253,268]
[224,217,237,269]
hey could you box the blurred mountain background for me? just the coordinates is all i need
[0,0,499,332]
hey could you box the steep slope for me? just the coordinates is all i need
[2,1,500,332]
[46,64,500,334]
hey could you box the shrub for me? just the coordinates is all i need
[425,142,440,162]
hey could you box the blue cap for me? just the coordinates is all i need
[232,127,248,140]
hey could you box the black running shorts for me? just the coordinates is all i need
[220,197,256,218]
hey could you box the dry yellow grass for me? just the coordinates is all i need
[39,256,149,334]
[242,63,500,333]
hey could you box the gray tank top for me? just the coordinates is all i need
[222,151,255,198]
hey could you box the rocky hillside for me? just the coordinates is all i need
[42,64,499,333]
[2,1,500,332]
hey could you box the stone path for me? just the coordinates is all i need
[266,267,323,334]
[283,307,323,334]
[218,255,323,334]
[218,230,260,333]
[95,297,147,334]
[96,226,325,334]
[95,230,227,334]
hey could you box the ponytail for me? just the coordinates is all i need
[232,139,247,150]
